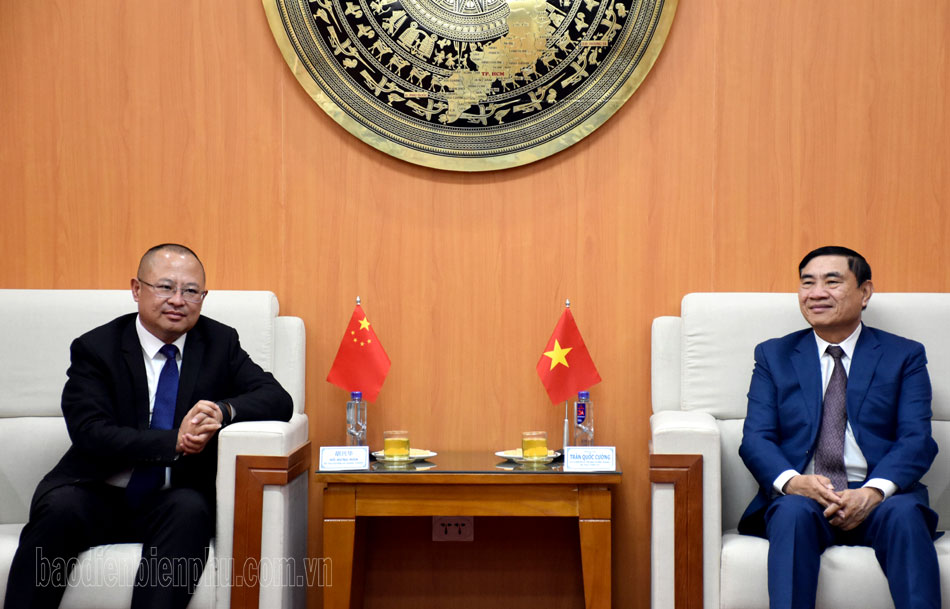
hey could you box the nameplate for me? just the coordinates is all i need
[563,447,616,472]
[319,446,370,471]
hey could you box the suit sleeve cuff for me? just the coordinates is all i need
[863,478,897,499]
[774,470,799,495]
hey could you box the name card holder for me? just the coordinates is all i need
[563,446,617,472]
[319,446,370,471]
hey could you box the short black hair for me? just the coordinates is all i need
[138,243,205,283]
[799,246,871,285]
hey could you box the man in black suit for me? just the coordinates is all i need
[4,244,293,609]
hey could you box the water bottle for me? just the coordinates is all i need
[573,391,594,446]
[346,391,367,446]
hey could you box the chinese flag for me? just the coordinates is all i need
[327,304,391,402]
[536,308,601,403]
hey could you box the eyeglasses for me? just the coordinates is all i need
[137,278,207,303]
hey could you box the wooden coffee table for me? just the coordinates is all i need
[314,450,621,608]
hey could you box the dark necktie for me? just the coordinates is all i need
[814,345,848,492]
[127,343,179,507]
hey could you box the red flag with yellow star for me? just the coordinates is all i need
[536,308,601,403]
[327,304,391,402]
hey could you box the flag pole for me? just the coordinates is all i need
[563,400,570,450]
[356,295,361,305]
[562,298,571,451]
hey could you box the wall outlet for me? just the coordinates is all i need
[432,516,474,541]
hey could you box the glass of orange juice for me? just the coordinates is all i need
[383,430,410,461]
[521,431,548,462]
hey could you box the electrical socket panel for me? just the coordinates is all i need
[432,516,474,541]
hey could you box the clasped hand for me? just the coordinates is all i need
[176,400,223,455]
[784,474,883,530]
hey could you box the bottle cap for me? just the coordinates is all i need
[578,390,589,400]
[351,391,362,400]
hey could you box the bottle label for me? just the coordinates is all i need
[576,403,586,425]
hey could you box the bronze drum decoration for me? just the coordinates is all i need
[263,0,677,171]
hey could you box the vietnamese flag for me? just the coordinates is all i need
[536,308,601,403]
[327,304,391,402]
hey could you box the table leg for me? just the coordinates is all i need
[322,485,357,609]
[578,486,612,609]
[350,518,367,609]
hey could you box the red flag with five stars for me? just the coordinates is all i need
[536,308,601,403]
[327,304,391,402]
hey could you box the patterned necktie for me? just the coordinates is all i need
[814,345,848,492]
[127,343,179,507]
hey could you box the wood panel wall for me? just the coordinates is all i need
[2,1,949,607]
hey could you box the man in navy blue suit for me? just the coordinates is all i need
[738,246,940,609]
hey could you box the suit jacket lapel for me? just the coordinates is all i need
[848,325,881,423]
[177,320,205,425]
[791,330,823,443]
[121,319,152,429]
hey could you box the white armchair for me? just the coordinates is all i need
[0,290,310,609]
[650,293,950,609]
